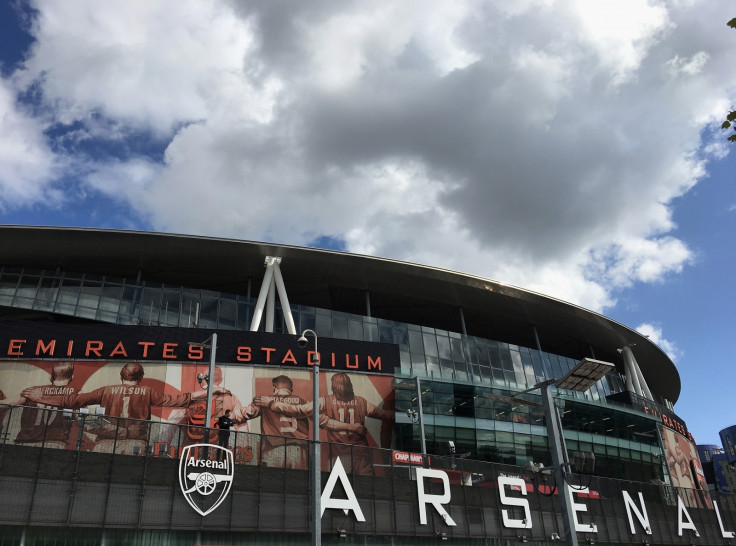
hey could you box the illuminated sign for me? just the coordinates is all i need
[0,323,399,374]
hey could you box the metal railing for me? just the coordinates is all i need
[1,402,735,544]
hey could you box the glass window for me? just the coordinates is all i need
[198,294,220,329]
[14,273,40,304]
[499,348,514,372]
[78,279,101,310]
[119,284,141,321]
[410,357,427,378]
[33,274,60,311]
[348,319,363,340]
[426,356,441,379]
[96,282,121,321]
[332,315,348,339]
[546,353,564,379]
[363,321,378,342]
[139,284,162,326]
[489,345,502,370]
[378,323,394,343]
[218,298,237,329]
[0,272,20,298]
[422,332,438,358]
[450,337,465,362]
[315,313,333,337]
[408,329,424,355]
[237,300,253,330]
[393,324,409,348]
[437,335,451,360]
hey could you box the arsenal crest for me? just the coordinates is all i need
[178,444,234,516]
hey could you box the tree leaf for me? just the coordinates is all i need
[728,17,736,28]
[729,134,736,142]
[727,111,736,122]
[724,121,733,129]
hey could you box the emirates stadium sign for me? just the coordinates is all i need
[0,323,399,374]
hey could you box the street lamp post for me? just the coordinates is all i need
[189,333,218,454]
[513,358,614,546]
[204,333,218,433]
[539,379,579,546]
[298,329,320,546]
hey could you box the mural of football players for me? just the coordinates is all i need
[254,372,394,474]
[22,362,220,454]
[664,428,695,489]
[179,366,250,448]
[0,389,7,437]
[247,374,310,468]
[10,362,77,449]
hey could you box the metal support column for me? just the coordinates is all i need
[415,376,427,456]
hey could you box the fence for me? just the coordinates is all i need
[1,402,735,544]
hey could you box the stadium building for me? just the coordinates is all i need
[0,225,732,545]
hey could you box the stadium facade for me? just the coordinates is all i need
[0,225,732,545]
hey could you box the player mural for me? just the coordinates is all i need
[247,372,312,469]
[0,359,397,472]
[0,361,223,454]
[252,370,395,474]
[19,362,225,454]
[161,363,254,462]
[661,426,711,509]
[10,362,77,449]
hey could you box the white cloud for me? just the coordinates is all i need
[14,1,269,135]
[666,51,710,76]
[2,0,736,316]
[635,322,680,362]
[569,0,672,86]
[0,79,58,209]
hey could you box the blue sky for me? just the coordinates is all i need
[0,1,734,445]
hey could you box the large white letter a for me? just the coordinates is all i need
[321,457,366,521]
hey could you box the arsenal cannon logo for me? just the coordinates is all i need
[178,444,234,516]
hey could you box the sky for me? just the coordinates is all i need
[0,0,734,445]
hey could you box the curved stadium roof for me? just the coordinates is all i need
[0,225,680,403]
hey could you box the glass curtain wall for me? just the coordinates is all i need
[0,266,662,481]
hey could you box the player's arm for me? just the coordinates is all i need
[253,396,315,418]
[151,386,231,408]
[21,387,59,405]
[366,400,395,421]
[243,401,260,420]
[22,387,89,408]
[229,395,250,424]
[318,413,367,435]
[190,386,230,400]
[0,391,9,423]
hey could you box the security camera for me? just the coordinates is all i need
[297,335,309,348]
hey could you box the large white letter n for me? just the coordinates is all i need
[415,468,457,526]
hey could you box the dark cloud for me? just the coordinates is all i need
[1,0,734,313]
